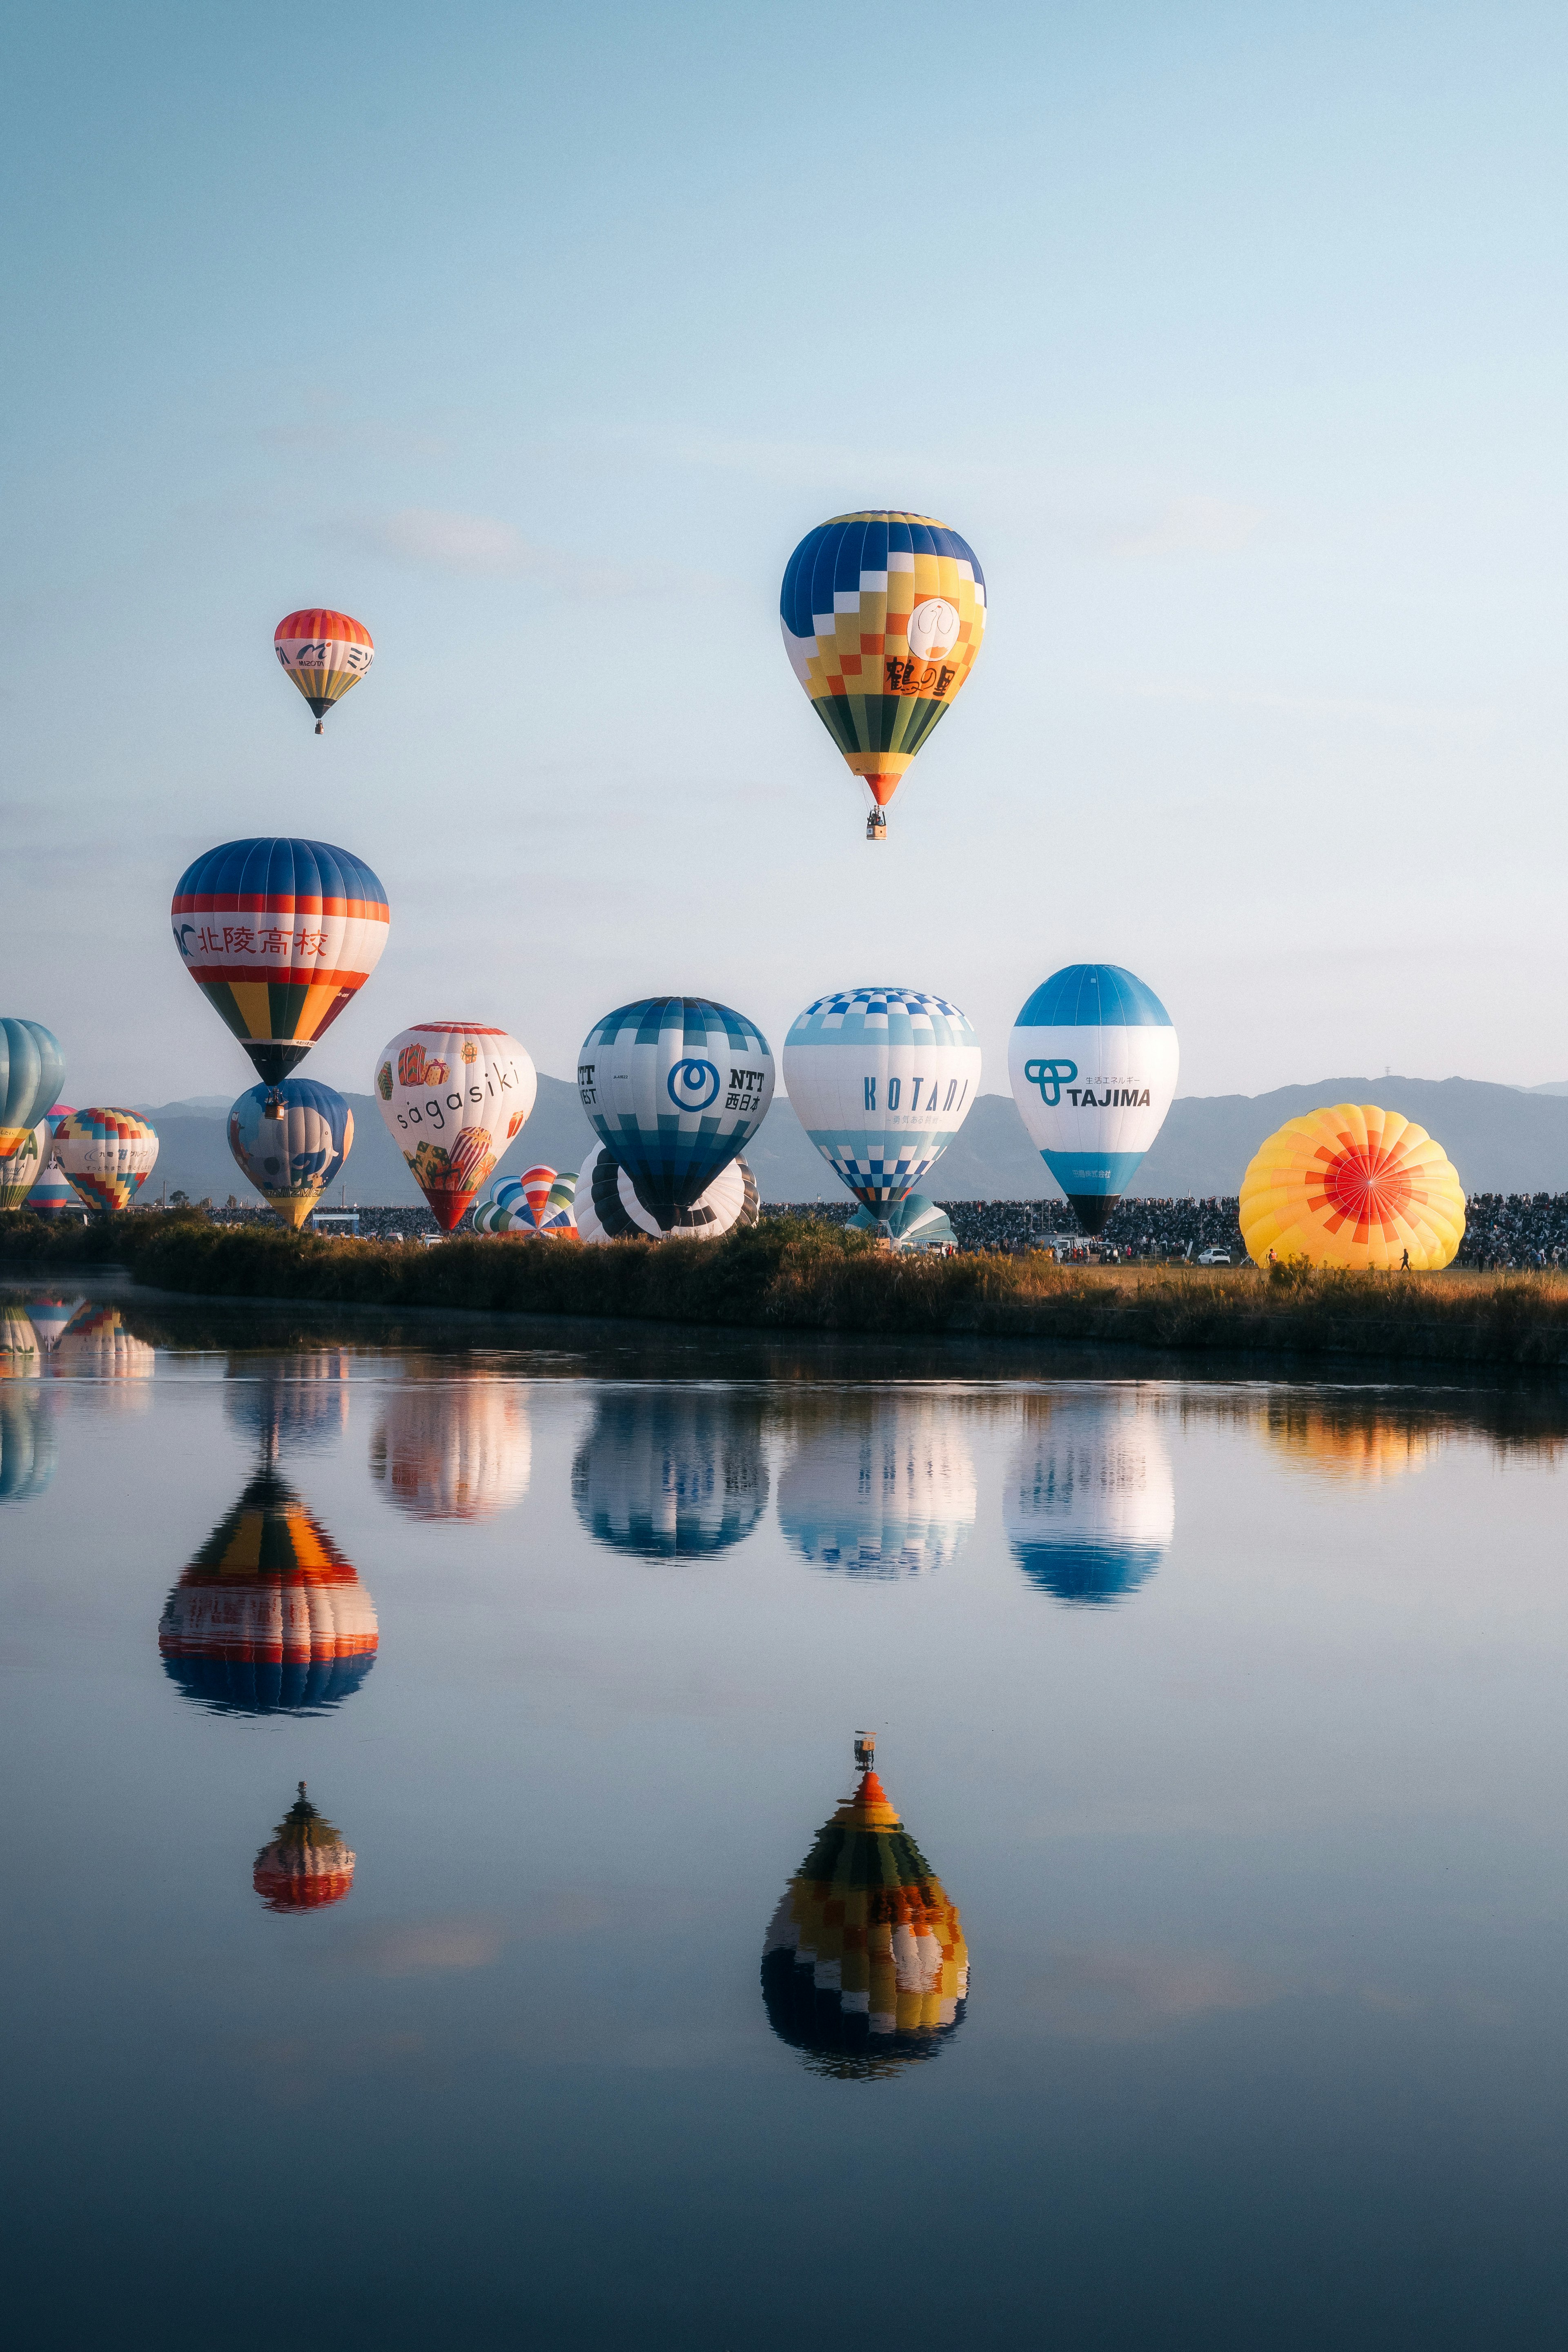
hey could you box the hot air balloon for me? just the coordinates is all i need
[543,1170,578,1226]
[0,1121,46,1211]
[374,1022,537,1232]
[53,1109,159,1213]
[762,1737,969,2077]
[577,997,773,1230]
[254,1783,356,1912]
[274,608,374,734]
[228,1079,354,1229]
[0,1020,65,1158]
[781,512,987,840]
[370,1381,531,1520]
[0,1305,40,1380]
[574,1145,757,1243]
[572,1391,768,1559]
[1008,964,1180,1236]
[158,1470,378,1715]
[1006,1396,1174,1605]
[171,837,390,1109]
[26,1164,84,1219]
[846,1194,955,1251]
[782,988,980,1224]
[1239,1103,1466,1271]
[0,1387,55,1501]
[777,1393,977,1576]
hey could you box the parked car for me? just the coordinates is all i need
[1196,1246,1233,1266]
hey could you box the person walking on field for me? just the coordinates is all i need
[1400,1248,1410,1271]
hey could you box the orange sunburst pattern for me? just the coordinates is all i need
[1240,1103,1466,1271]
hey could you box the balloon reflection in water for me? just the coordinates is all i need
[50,1305,156,1395]
[777,1393,976,1576]
[370,1381,531,1521]
[223,1352,352,1456]
[762,1737,969,2079]
[25,1295,83,1350]
[0,1304,40,1379]
[572,1391,768,1559]
[0,1388,55,1501]
[1261,1398,1437,1483]
[159,1472,378,1715]
[254,1782,356,1913]
[1006,1396,1174,1605]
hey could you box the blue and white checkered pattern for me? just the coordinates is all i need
[577,996,774,1229]
[782,985,982,1215]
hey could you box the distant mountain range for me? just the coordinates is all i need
[125,1073,1568,1206]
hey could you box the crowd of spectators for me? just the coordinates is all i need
[1454,1195,1568,1270]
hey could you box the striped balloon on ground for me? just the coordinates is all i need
[54,1109,158,1212]
[783,988,980,1219]
[274,608,374,733]
[846,1193,954,1251]
[575,1146,757,1243]
[578,996,773,1228]
[172,837,390,1091]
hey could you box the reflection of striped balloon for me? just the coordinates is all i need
[0,1306,40,1379]
[253,1782,356,1912]
[158,1472,378,1715]
[572,1390,767,1559]
[0,1388,55,1501]
[762,1746,969,2078]
[50,1305,155,1392]
[370,1383,531,1521]
[1005,1396,1173,1606]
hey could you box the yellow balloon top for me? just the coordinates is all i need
[1239,1102,1466,1271]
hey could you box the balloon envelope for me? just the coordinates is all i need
[783,988,980,1216]
[0,1020,65,1156]
[1009,964,1179,1236]
[780,512,986,830]
[0,1387,55,1500]
[777,1394,976,1577]
[1239,1103,1466,1270]
[228,1080,354,1229]
[578,997,773,1227]
[0,1121,46,1211]
[0,1305,40,1380]
[572,1391,768,1559]
[375,1023,537,1231]
[1006,1398,1174,1605]
[171,837,390,1088]
[846,1193,954,1251]
[54,1109,158,1212]
[575,1145,757,1243]
[370,1382,531,1521]
[274,608,374,727]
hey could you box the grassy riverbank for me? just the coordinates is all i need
[8,1209,1568,1367]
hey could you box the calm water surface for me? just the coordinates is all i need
[3,1283,1568,2349]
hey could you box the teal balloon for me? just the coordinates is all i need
[0,1021,65,1154]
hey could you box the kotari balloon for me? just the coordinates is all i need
[375,1022,537,1232]
[575,1146,757,1243]
[783,988,980,1221]
[1239,1104,1466,1271]
[780,512,986,840]
[228,1080,354,1230]
[577,997,773,1229]
[1008,964,1179,1236]
[171,837,390,1102]
[274,608,374,734]
[0,1020,65,1157]
[0,1122,46,1211]
[54,1109,159,1212]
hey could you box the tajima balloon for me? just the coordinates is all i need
[375,1022,537,1232]
[253,1783,356,1912]
[274,608,374,733]
[761,1737,969,2078]
[780,512,987,840]
[1008,964,1180,1236]
[171,837,390,1100]
[577,997,773,1229]
[0,1123,46,1211]
[575,1146,757,1243]
[0,1020,65,1157]
[1239,1104,1466,1271]
[228,1079,354,1229]
[54,1109,159,1212]
[783,988,980,1221]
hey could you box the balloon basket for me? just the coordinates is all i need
[866,811,886,841]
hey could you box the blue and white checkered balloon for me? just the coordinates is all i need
[782,987,981,1216]
[577,996,774,1228]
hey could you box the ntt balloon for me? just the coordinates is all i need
[1008,964,1179,1236]
[172,837,390,1104]
[375,1022,537,1232]
[1240,1104,1465,1271]
[783,988,980,1221]
[0,1020,65,1158]
[274,608,374,734]
[228,1080,353,1229]
[781,512,987,840]
[577,997,773,1229]
[54,1109,159,1213]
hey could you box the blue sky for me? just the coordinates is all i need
[5,1,1566,1106]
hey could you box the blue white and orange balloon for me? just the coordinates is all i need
[274,608,374,734]
[782,989,980,1222]
[1008,964,1180,1236]
[0,1122,46,1212]
[577,998,773,1229]
[228,1080,353,1230]
[375,1023,537,1232]
[172,837,390,1092]
[0,1020,65,1158]
[54,1109,159,1213]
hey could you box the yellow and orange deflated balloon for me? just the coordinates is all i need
[1239,1103,1465,1271]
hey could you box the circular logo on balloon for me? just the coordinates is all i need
[667,1058,721,1112]
[907,596,960,660]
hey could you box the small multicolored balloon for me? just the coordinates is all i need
[228,1079,354,1229]
[253,1783,356,1912]
[374,1023,537,1232]
[274,608,374,733]
[53,1108,159,1213]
